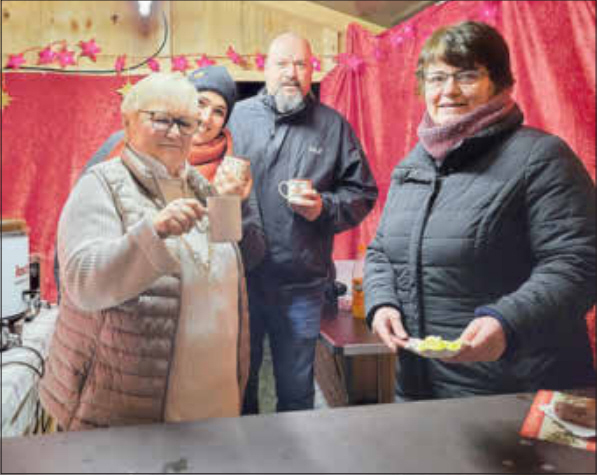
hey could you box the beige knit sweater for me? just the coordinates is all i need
[39,147,250,430]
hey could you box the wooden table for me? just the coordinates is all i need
[3,392,595,473]
[317,308,396,405]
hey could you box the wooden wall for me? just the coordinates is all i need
[1,1,384,81]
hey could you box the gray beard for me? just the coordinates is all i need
[273,89,305,114]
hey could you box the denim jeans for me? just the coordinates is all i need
[242,279,326,414]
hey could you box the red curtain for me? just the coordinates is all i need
[1,1,595,314]
[322,0,596,258]
[321,0,596,362]
[1,74,143,302]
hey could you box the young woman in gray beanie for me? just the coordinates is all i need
[187,65,239,182]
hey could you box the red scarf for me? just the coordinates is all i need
[188,129,234,182]
[417,90,515,162]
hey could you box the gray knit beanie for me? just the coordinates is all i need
[188,66,237,125]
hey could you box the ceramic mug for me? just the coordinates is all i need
[278,179,313,202]
[219,155,251,182]
[206,195,242,242]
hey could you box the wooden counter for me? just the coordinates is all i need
[3,392,595,473]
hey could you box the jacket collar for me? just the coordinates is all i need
[121,145,214,206]
[427,104,524,173]
[394,104,524,181]
[258,87,316,122]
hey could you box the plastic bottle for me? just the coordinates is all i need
[351,243,367,319]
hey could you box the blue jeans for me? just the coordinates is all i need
[242,279,326,414]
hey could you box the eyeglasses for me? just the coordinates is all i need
[424,70,487,90]
[140,110,199,136]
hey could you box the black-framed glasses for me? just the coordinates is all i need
[424,69,487,90]
[140,110,199,136]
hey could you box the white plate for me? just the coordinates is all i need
[540,403,596,439]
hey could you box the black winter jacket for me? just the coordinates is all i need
[365,106,596,399]
[228,92,378,285]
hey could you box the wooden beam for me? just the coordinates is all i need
[253,1,385,35]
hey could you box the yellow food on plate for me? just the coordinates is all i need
[418,336,462,354]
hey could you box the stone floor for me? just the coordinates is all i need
[257,336,329,413]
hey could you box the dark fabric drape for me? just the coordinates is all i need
[321,0,595,363]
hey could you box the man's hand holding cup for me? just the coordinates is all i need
[278,179,323,221]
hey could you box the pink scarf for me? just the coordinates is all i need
[417,90,515,161]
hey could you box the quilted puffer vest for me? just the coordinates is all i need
[40,149,250,430]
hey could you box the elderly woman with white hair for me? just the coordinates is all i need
[40,72,250,431]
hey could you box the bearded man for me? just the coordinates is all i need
[228,32,378,414]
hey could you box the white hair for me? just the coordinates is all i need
[121,72,198,115]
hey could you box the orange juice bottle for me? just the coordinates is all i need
[351,243,366,319]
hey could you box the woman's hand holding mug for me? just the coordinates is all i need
[153,198,206,239]
[214,156,253,201]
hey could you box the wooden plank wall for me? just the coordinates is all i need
[1,1,384,81]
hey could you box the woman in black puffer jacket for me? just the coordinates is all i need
[364,21,595,401]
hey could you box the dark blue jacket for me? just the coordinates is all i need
[365,106,596,399]
[228,92,378,286]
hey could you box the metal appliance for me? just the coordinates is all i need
[1,219,40,351]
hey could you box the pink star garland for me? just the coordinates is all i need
[57,48,76,68]
[389,31,405,47]
[38,47,57,65]
[147,58,160,72]
[336,53,365,74]
[255,53,266,70]
[390,23,416,48]
[226,46,244,65]
[373,45,387,62]
[115,55,127,74]
[402,24,417,39]
[479,1,500,22]
[5,53,26,69]
[196,55,215,68]
[346,55,365,73]
[171,55,189,72]
[79,38,101,62]
[311,56,321,71]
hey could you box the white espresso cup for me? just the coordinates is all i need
[206,195,242,242]
[219,155,251,182]
[278,179,313,202]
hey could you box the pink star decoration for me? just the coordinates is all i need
[171,56,189,72]
[402,24,416,39]
[79,39,102,62]
[255,53,266,70]
[389,30,405,47]
[115,55,127,74]
[373,45,387,62]
[147,58,160,72]
[5,54,26,69]
[337,53,365,74]
[38,46,57,65]
[196,55,216,68]
[226,46,244,65]
[479,1,500,22]
[57,48,76,68]
[310,56,322,71]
